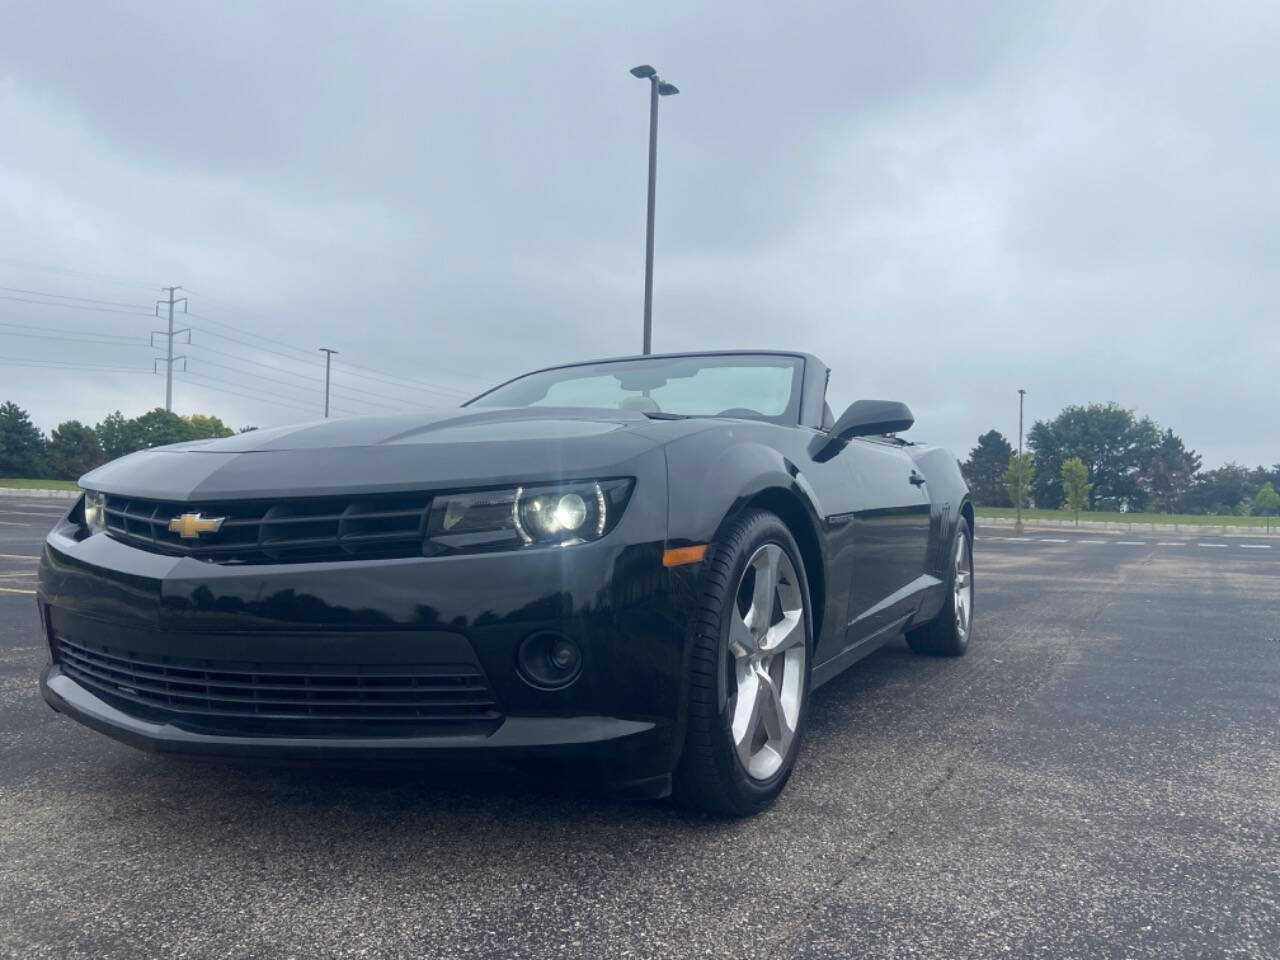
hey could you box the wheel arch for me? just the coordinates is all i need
[715,486,826,653]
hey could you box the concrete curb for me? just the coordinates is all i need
[0,487,79,500]
[980,515,1279,538]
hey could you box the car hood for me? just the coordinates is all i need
[79,406,713,501]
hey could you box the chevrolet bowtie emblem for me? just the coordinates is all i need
[168,513,226,539]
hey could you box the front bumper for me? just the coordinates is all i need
[41,662,659,766]
[36,476,700,787]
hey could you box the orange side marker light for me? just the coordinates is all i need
[662,544,707,567]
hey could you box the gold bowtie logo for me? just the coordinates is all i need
[168,513,226,539]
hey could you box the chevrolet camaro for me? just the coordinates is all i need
[37,350,974,815]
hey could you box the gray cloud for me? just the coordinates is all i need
[1,0,1275,466]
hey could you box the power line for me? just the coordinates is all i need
[176,371,328,417]
[184,356,410,412]
[0,319,146,341]
[187,322,327,369]
[183,325,449,408]
[183,339,424,409]
[0,294,155,317]
[0,357,151,373]
[185,341,328,384]
[0,329,149,347]
[179,363,392,414]
[330,360,473,400]
[0,273,477,402]
[185,304,479,398]
[0,256,157,290]
[186,309,325,363]
[0,286,153,310]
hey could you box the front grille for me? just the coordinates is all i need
[104,492,432,564]
[54,635,501,737]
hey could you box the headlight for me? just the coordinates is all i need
[83,490,107,535]
[425,480,632,554]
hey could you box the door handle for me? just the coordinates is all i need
[909,471,926,486]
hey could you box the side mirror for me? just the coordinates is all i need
[831,399,914,439]
[809,400,914,462]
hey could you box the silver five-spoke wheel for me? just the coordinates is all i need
[953,530,973,642]
[727,543,807,781]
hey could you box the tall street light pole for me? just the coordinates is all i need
[630,64,679,355]
[1016,388,1027,534]
[319,348,338,418]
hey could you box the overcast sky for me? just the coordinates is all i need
[1,1,1276,467]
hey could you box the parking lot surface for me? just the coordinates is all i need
[1,497,1276,959]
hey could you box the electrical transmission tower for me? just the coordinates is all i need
[152,285,189,412]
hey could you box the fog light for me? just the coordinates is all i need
[517,632,583,690]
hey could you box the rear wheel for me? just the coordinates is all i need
[675,510,812,816]
[906,516,973,657]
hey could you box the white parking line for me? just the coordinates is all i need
[0,554,39,561]
[0,585,36,595]
[978,536,1275,551]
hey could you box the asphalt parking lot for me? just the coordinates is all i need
[1,496,1276,959]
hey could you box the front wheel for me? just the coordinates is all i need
[674,509,813,817]
[906,515,974,657]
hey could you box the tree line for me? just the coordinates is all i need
[0,401,252,481]
[961,402,1279,518]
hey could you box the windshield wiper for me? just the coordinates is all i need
[640,411,688,420]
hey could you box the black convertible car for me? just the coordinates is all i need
[37,351,973,815]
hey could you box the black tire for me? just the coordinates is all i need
[906,515,974,657]
[674,509,814,817]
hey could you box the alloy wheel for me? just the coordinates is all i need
[726,543,806,781]
[953,531,973,641]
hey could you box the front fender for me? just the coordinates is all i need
[663,426,824,546]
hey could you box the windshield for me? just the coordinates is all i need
[467,354,805,423]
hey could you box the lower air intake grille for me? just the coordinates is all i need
[54,635,501,737]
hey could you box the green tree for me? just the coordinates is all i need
[1180,463,1253,515]
[46,420,104,480]
[97,409,238,463]
[0,401,47,477]
[1139,429,1201,513]
[1061,457,1093,526]
[95,411,136,460]
[1003,452,1035,509]
[128,408,197,449]
[961,430,1013,506]
[184,414,234,439]
[1028,403,1160,510]
[1254,482,1280,532]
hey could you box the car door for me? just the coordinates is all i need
[843,436,933,644]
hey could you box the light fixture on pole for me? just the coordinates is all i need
[319,348,338,418]
[630,64,679,355]
[1016,388,1027,534]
